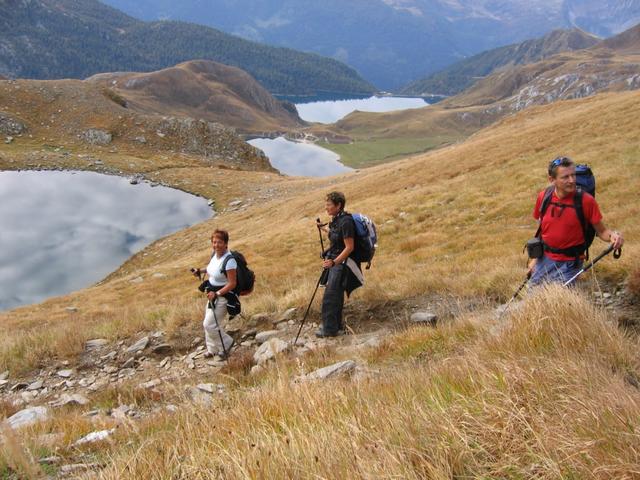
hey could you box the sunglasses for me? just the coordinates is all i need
[548,156,571,175]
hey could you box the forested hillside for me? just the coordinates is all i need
[101,0,640,89]
[0,0,374,95]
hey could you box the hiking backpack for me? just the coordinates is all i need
[538,163,596,256]
[220,250,255,296]
[350,213,378,268]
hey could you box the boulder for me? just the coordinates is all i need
[85,339,109,350]
[410,311,438,325]
[111,405,131,420]
[196,383,215,394]
[0,112,26,135]
[121,357,136,369]
[6,406,49,429]
[126,336,149,354]
[151,343,172,355]
[73,428,116,446]
[274,307,297,325]
[26,380,44,391]
[296,360,357,382]
[56,369,74,378]
[186,387,213,407]
[253,338,289,365]
[254,330,281,345]
[138,379,161,390]
[81,129,112,145]
[50,393,90,408]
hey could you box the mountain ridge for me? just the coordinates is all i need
[0,0,374,95]
[400,28,601,96]
[87,60,304,134]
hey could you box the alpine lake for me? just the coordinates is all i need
[250,94,431,177]
[0,170,212,311]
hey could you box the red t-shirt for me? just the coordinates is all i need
[533,189,602,261]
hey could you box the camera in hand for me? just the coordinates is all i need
[198,280,213,293]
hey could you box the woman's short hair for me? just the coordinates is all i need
[326,191,346,210]
[211,229,229,244]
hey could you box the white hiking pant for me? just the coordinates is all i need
[203,297,234,355]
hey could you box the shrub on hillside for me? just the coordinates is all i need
[102,88,127,108]
[627,265,640,300]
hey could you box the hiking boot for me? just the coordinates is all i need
[315,329,345,338]
[218,339,236,360]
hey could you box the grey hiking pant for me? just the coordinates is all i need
[321,264,346,334]
[203,297,234,355]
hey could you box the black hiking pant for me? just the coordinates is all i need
[321,264,346,334]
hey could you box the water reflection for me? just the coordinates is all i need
[295,96,428,124]
[248,137,352,177]
[0,170,211,311]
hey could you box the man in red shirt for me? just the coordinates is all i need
[529,157,624,285]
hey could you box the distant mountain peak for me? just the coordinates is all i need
[400,27,600,96]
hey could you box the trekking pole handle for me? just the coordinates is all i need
[586,244,614,271]
[191,267,203,281]
[316,217,325,254]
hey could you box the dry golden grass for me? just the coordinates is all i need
[1,90,640,479]
[25,287,627,479]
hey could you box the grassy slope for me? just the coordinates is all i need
[2,90,639,371]
[89,286,640,479]
[1,91,639,477]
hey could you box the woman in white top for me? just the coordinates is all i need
[192,229,236,359]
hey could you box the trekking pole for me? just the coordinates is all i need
[293,270,326,345]
[498,271,531,321]
[210,297,228,358]
[316,217,326,257]
[563,244,621,287]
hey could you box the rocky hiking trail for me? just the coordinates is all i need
[1,281,636,478]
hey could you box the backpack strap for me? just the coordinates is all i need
[219,251,234,276]
[573,189,588,245]
[535,186,555,238]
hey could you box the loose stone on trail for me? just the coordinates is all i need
[410,311,438,324]
[295,360,358,383]
[126,336,149,354]
[85,339,109,350]
[255,330,281,345]
[6,406,49,429]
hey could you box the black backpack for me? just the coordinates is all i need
[537,164,596,257]
[220,251,255,296]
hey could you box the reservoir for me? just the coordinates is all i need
[290,94,429,124]
[0,170,211,311]
[252,95,430,175]
[248,137,352,177]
